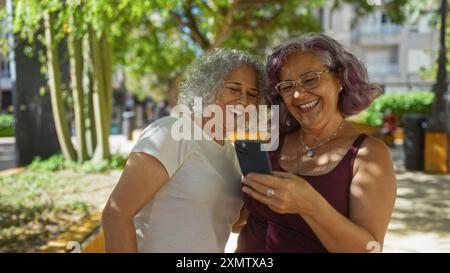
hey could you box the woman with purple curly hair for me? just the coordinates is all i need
[237,33,397,252]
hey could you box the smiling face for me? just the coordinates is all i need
[216,64,259,108]
[279,50,342,130]
[214,64,259,135]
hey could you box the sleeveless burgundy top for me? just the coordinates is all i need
[236,133,368,253]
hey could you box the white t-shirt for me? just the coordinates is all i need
[130,116,243,253]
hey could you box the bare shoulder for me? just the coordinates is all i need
[353,136,394,178]
[357,136,391,163]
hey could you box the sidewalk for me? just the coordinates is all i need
[0,137,15,170]
[109,134,138,156]
[383,144,450,252]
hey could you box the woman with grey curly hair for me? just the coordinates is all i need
[102,48,266,252]
[178,48,266,109]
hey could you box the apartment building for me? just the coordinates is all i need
[0,54,12,112]
[321,1,438,93]
[0,0,12,112]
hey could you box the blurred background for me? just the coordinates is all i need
[0,0,449,253]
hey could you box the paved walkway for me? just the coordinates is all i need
[109,134,139,156]
[383,144,450,252]
[0,137,15,170]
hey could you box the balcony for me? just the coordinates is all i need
[352,23,403,45]
[0,77,12,91]
[359,23,402,34]
[366,63,400,76]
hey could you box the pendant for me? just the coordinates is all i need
[306,149,314,158]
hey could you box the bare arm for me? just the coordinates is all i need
[102,152,170,252]
[302,137,397,252]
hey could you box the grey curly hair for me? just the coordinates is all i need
[177,48,266,109]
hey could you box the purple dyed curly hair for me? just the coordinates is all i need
[266,33,381,133]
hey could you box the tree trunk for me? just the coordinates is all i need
[68,23,88,163]
[100,34,113,132]
[13,38,61,166]
[88,26,110,162]
[167,74,183,107]
[44,11,77,161]
[432,0,449,114]
[87,71,97,156]
[429,0,449,131]
[82,35,97,157]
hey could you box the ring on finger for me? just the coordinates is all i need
[266,188,275,198]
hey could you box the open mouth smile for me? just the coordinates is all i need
[298,99,320,113]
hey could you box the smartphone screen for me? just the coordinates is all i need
[234,140,272,176]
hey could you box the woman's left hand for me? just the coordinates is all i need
[242,171,320,216]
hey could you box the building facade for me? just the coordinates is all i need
[321,1,438,93]
[0,53,12,112]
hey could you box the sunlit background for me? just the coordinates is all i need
[0,0,449,253]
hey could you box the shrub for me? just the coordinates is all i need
[357,92,434,127]
[28,153,127,173]
[0,114,14,137]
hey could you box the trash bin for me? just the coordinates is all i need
[122,111,136,140]
[403,114,428,170]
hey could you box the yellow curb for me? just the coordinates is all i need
[394,128,404,142]
[82,229,105,253]
[41,211,105,253]
[0,167,25,179]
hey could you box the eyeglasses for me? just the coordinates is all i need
[275,69,333,98]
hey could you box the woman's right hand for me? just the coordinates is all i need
[102,152,170,252]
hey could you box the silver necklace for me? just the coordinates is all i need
[300,119,345,158]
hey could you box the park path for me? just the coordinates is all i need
[382,144,450,252]
[0,137,15,170]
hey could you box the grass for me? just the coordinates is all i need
[0,154,126,252]
[27,153,127,173]
[0,114,14,137]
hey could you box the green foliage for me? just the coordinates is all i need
[222,1,323,52]
[116,0,325,98]
[357,92,435,127]
[28,154,65,172]
[384,0,439,24]
[8,0,386,102]
[419,12,450,82]
[28,152,127,173]
[0,3,10,55]
[108,153,128,169]
[0,114,14,126]
[0,114,14,137]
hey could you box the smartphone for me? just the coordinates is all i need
[234,140,272,176]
